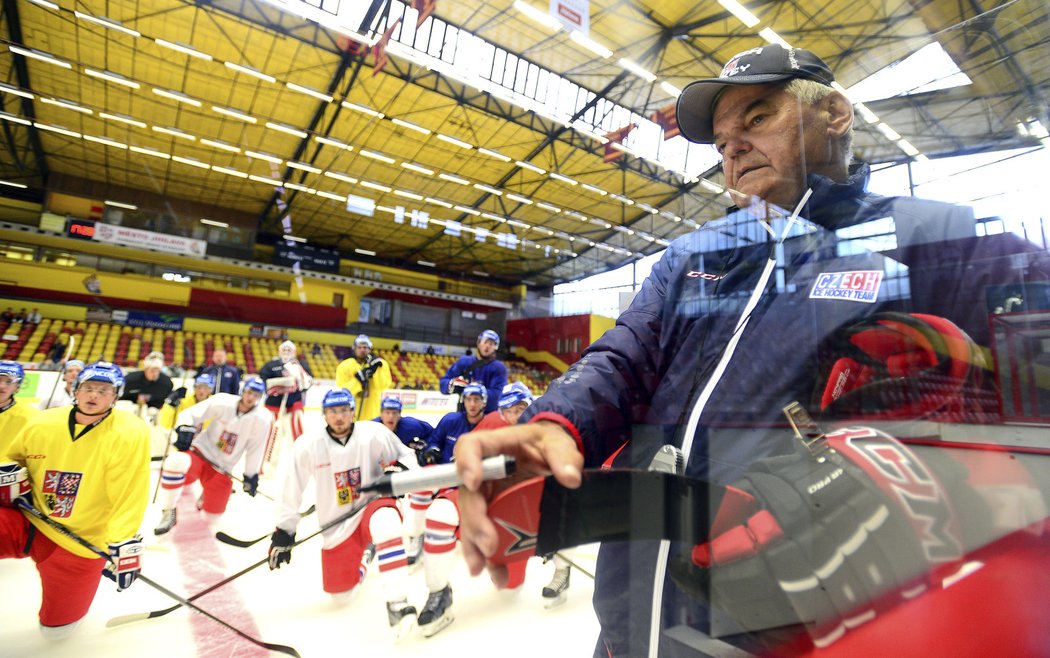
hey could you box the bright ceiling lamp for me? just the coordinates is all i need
[718,0,760,28]
[513,1,562,32]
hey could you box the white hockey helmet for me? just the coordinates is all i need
[278,340,297,362]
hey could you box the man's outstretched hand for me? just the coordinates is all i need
[454,420,583,587]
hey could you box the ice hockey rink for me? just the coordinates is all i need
[0,410,601,658]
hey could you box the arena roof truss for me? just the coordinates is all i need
[0,0,1046,289]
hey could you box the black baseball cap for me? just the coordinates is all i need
[677,44,835,144]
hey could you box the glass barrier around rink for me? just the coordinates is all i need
[516,155,1050,656]
[527,192,1050,657]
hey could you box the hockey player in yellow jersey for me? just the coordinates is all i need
[0,361,150,638]
[158,373,216,430]
[0,361,37,455]
[336,334,393,421]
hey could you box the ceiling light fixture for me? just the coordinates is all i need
[435,133,473,149]
[265,122,308,138]
[391,118,432,135]
[200,218,229,228]
[224,61,277,83]
[341,101,384,118]
[212,105,257,123]
[152,88,202,106]
[154,39,213,61]
[84,69,140,89]
[72,11,141,37]
[286,82,333,103]
[8,45,71,69]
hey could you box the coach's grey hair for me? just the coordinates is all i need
[784,78,855,165]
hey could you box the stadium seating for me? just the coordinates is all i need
[12,316,551,394]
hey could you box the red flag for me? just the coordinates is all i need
[651,103,680,140]
[371,18,402,77]
[602,123,637,163]
[413,0,436,29]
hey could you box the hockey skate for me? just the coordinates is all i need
[542,566,570,608]
[386,600,417,642]
[406,535,423,571]
[153,508,177,535]
[417,585,453,637]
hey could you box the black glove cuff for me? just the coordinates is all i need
[272,528,295,547]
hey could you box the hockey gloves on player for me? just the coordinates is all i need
[667,426,961,646]
[268,528,295,570]
[104,535,144,591]
[174,425,197,451]
[447,376,469,396]
[0,462,30,508]
[165,386,187,407]
[408,439,428,466]
[242,473,259,497]
[423,446,443,466]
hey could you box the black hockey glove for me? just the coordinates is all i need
[667,426,958,647]
[165,387,187,407]
[174,425,197,451]
[355,369,372,385]
[268,528,295,570]
[242,474,259,497]
[423,446,442,466]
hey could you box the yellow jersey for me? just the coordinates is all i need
[336,356,393,421]
[0,399,38,456]
[4,406,151,558]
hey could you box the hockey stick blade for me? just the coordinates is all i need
[110,499,368,627]
[214,531,266,548]
[214,505,317,548]
[15,502,301,656]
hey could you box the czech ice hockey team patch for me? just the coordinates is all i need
[809,270,883,303]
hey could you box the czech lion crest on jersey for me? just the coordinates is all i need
[334,467,361,506]
[42,469,83,518]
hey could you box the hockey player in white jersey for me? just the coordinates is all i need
[267,388,419,640]
[154,377,273,534]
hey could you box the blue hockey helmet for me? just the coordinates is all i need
[242,377,266,395]
[0,360,24,386]
[194,373,216,389]
[462,383,487,403]
[323,388,355,409]
[498,381,533,409]
[75,361,125,398]
[477,329,500,347]
[380,397,402,411]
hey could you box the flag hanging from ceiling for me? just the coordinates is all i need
[602,122,637,162]
[413,0,436,28]
[371,18,402,77]
[651,103,680,140]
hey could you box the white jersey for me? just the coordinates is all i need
[276,420,417,549]
[38,385,73,410]
[176,393,272,477]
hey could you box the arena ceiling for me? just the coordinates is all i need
[1,0,1047,289]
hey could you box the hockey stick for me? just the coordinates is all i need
[41,335,75,408]
[191,448,278,502]
[262,391,289,471]
[554,551,595,580]
[16,500,300,657]
[107,494,377,628]
[215,504,317,548]
[151,425,177,504]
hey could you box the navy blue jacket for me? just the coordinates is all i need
[440,356,507,413]
[426,411,480,463]
[372,415,434,448]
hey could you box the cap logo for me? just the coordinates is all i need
[719,46,764,78]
